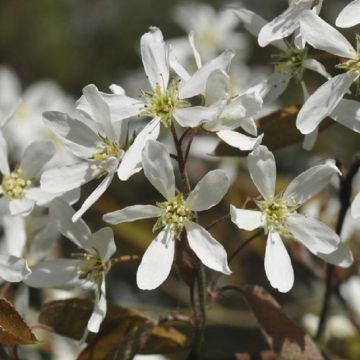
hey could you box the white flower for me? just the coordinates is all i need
[257,0,322,48]
[78,27,234,181]
[41,84,129,221]
[170,3,248,62]
[230,145,347,292]
[297,10,360,134]
[103,140,231,290]
[0,140,58,216]
[232,7,330,105]
[351,192,360,219]
[25,199,116,335]
[336,0,360,28]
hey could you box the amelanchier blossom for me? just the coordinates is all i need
[170,3,248,62]
[232,7,330,105]
[257,0,323,48]
[336,0,360,28]
[297,10,360,134]
[41,84,131,222]
[103,140,231,290]
[0,140,59,216]
[25,199,116,335]
[79,27,234,181]
[230,145,349,292]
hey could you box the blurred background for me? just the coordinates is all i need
[1,0,360,359]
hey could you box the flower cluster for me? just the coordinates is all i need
[1,2,360,357]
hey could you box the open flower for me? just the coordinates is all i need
[25,199,116,335]
[297,10,360,134]
[103,140,231,290]
[0,140,56,216]
[230,145,347,292]
[336,0,360,28]
[41,84,131,221]
[77,27,234,181]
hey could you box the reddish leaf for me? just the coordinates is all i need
[242,286,324,360]
[0,298,37,345]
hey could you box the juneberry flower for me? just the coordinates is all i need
[25,199,116,335]
[230,145,348,292]
[103,140,231,290]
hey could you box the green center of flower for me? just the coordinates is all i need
[74,248,109,283]
[257,196,296,235]
[141,81,189,128]
[90,135,123,174]
[153,194,194,239]
[273,47,308,81]
[0,168,31,199]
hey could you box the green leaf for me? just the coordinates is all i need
[38,298,189,358]
[0,298,37,345]
[242,286,324,360]
[214,105,334,156]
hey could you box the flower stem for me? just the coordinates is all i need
[316,157,360,340]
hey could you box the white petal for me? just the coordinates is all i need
[188,31,202,69]
[205,70,229,105]
[142,140,175,200]
[118,118,160,181]
[103,205,162,225]
[241,117,258,136]
[230,205,263,231]
[336,0,360,28]
[231,8,287,51]
[285,214,340,254]
[283,161,340,205]
[0,255,30,282]
[26,187,61,206]
[351,192,360,218]
[141,27,169,91]
[217,130,263,151]
[264,230,294,293]
[41,162,98,193]
[186,170,229,211]
[2,215,26,257]
[331,99,360,133]
[137,226,175,290]
[20,141,55,180]
[340,277,360,316]
[302,128,319,151]
[72,173,114,222]
[258,2,311,47]
[24,259,78,288]
[316,242,353,268]
[299,10,356,58]
[247,145,276,200]
[179,50,234,99]
[168,45,191,81]
[43,111,98,158]
[87,277,106,333]
[303,59,331,79]
[82,84,116,141]
[91,227,116,261]
[185,221,231,275]
[0,131,9,175]
[296,72,358,134]
[49,199,92,249]
[109,84,125,95]
[173,106,218,128]
[9,199,34,216]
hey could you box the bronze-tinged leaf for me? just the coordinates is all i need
[242,286,324,360]
[0,298,37,345]
[39,298,189,359]
[214,105,334,157]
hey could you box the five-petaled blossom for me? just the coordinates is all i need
[297,10,360,135]
[103,140,231,290]
[77,27,234,181]
[230,145,351,292]
[25,199,116,335]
